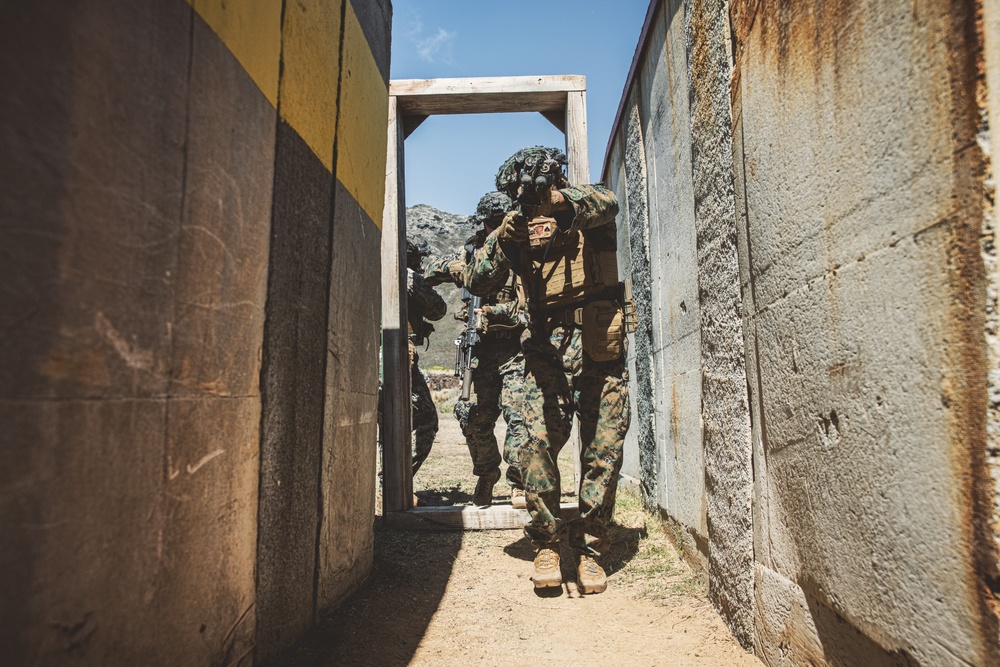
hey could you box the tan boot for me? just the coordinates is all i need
[510,487,527,510]
[532,548,562,589]
[577,555,607,594]
[473,468,502,506]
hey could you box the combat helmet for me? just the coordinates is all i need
[405,236,430,270]
[495,146,568,203]
[472,191,513,227]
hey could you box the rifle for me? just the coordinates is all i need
[454,288,482,401]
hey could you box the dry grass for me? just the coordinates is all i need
[609,489,705,605]
[431,385,461,414]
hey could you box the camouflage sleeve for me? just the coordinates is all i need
[481,300,520,330]
[464,230,513,297]
[408,270,448,321]
[423,252,463,287]
[559,184,620,231]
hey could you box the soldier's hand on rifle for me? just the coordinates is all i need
[448,259,466,285]
[496,209,528,243]
[535,185,570,218]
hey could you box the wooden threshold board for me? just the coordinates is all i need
[383,502,580,532]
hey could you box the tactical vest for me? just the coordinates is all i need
[525,216,619,311]
[525,216,635,362]
[455,267,526,336]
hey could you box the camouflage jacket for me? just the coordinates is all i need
[407,267,447,344]
[426,230,524,332]
[464,184,620,308]
[424,229,486,289]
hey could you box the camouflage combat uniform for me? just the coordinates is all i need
[425,232,527,490]
[407,267,447,475]
[465,184,630,555]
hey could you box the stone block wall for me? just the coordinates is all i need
[605,0,1000,663]
[0,1,388,664]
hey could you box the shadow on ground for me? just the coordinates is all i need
[269,520,461,667]
[414,485,472,506]
[501,521,645,583]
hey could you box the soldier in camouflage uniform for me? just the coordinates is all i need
[406,238,447,477]
[465,147,631,594]
[424,192,528,507]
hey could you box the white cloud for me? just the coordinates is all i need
[404,15,424,40]
[414,26,456,64]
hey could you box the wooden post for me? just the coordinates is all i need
[565,90,590,185]
[381,96,413,512]
[565,90,588,489]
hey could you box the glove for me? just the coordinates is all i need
[448,259,466,285]
[534,186,569,218]
[476,305,492,332]
[495,210,527,243]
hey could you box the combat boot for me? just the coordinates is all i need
[532,548,562,589]
[577,555,607,594]
[510,487,526,510]
[473,468,502,506]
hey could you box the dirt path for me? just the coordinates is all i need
[278,416,762,666]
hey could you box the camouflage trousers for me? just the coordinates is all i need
[520,323,630,555]
[411,355,438,476]
[452,335,526,488]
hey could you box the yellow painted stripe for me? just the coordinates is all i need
[188,0,282,107]
[336,1,388,228]
[187,0,387,228]
[277,0,342,172]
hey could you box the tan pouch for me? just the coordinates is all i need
[595,249,619,287]
[582,300,624,362]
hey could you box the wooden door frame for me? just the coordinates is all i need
[381,75,589,530]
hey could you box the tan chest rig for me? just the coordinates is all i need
[525,216,634,361]
[458,272,527,337]
[483,272,526,335]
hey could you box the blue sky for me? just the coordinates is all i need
[390,0,650,216]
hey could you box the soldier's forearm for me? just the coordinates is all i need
[465,232,513,297]
[561,184,620,231]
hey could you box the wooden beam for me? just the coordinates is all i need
[391,75,585,117]
[383,503,581,532]
[402,114,429,139]
[381,96,413,512]
[397,92,568,117]
[391,75,586,97]
[540,110,565,133]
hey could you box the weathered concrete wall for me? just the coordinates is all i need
[608,0,711,570]
[606,0,1000,663]
[689,0,754,646]
[0,0,388,664]
[982,0,1000,611]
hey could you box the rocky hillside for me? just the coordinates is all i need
[406,203,474,371]
[406,203,470,259]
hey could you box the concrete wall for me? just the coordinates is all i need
[605,0,1000,663]
[0,1,388,664]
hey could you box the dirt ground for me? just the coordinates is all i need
[277,414,763,666]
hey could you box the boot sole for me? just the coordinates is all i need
[532,576,562,589]
[578,581,607,594]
